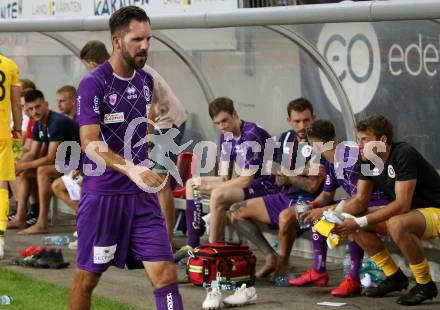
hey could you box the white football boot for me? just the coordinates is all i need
[222,284,257,307]
[202,288,222,310]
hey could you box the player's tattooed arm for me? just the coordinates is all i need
[282,164,325,193]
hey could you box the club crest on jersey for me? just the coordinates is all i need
[143,85,151,101]
[109,93,117,106]
[388,165,396,178]
[126,86,138,100]
[301,145,312,158]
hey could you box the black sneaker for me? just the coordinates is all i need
[25,204,39,226]
[364,269,409,297]
[12,248,50,267]
[396,281,438,306]
[34,249,69,269]
[8,210,16,221]
[25,212,38,226]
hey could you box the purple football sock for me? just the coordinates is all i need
[154,283,184,310]
[348,241,364,280]
[311,228,327,272]
[185,200,200,248]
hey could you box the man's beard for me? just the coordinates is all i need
[297,130,307,139]
[121,44,147,70]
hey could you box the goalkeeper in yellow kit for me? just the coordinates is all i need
[0,53,22,259]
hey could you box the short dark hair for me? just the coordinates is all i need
[287,97,314,117]
[109,6,150,35]
[57,85,77,98]
[80,40,110,64]
[20,78,36,92]
[307,119,335,143]
[356,114,394,143]
[208,97,235,119]
[24,89,45,103]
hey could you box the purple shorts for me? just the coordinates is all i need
[76,192,173,273]
[243,184,279,200]
[263,193,307,236]
[263,193,295,226]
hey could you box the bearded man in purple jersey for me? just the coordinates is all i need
[69,6,184,310]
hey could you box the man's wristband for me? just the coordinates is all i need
[354,216,368,228]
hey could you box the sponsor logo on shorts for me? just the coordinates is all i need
[93,244,117,264]
[103,112,125,124]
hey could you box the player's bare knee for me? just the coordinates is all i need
[51,179,62,194]
[37,166,50,179]
[36,165,47,174]
[153,263,178,288]
[387,216,405,240]
[210,188,226,206]
[279,209,295,227]
[21,169,33,179]
[75,270,100,292]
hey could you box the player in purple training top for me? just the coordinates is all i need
[69,7,184,310]
[208,98,280,243]
[175,97,279,260]
[289,120,390,297]
[230,98,324,280]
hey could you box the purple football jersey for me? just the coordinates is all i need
[219,120,276,190]
[324,144,389,206]
[77,61,153,194]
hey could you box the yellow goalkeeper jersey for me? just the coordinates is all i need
[0,54,20,141]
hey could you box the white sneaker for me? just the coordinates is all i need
[222,284,257,307]
[0,239,5,259]
[202,288,222,310]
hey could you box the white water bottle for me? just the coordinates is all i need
[295,196,310,229]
